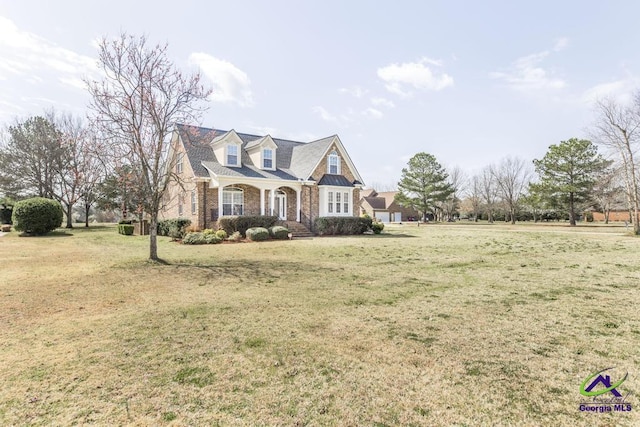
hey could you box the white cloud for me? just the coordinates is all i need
[339,86,368,98]
[377,57,454,97]
[312,106,338,123]
[362,107,383,119]
[189,52,254,107]
[582,76,640,105]
[490,43,566,92]
[0,15,97,86]
[371,97,395,108]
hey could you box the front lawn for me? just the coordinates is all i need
[0,223,638,425]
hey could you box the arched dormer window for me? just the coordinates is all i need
[328,150,340,175]
[222,187,244,215]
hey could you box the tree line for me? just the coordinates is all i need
[0,33,210,261]
[395,95,640,235]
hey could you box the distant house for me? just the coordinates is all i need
[360,190,420,223]
[161,124,365,233]
[591,210,631,222]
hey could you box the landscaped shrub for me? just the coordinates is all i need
[182,231,222,245]
[228,231,242,242]
[205,234,221,244]
[202,228,216,235]
[12,197,63,235]
[269,225,289,239]
[217,215,278,237]
[158,218,191,239]
[314,216,372,236]
[118,224,134,235]
[246,227,269,241]
[215,229,227,239]
[371,221,384,234]
[182,232,205,245]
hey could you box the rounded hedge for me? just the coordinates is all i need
[269,225,290,239]
[246,227,269,242]
[12,197,63,235]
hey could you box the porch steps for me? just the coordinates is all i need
[280,221,314,238]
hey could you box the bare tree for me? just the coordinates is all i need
[441,165,467,221]
[50,111,89,228]
[491,157,530,224]
[86,33,210,260]
[78,131,108,227]
[480,166,499,223]
[591,166,625,224]
[467,175,483,221]
[592,96,640,234]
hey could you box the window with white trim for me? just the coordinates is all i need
[222,187,244,216]
[328,150,340,174]
[227,144,239,166]
[178,193,184,216]
[320,187,352,217]
[263,148,273,169]
[176,152,183,174]
[191,190,196,215]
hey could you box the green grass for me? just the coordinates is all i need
[0,222,639,425]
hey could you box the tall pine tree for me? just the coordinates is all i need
[531,138,609,226]
[395,152,454,222]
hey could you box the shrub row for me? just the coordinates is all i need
[217,215,278,237]
[314,216,372,235]
[182,232,222,245]
[12,197,63,235]
[118,224,134,235]
[158,218,191,239]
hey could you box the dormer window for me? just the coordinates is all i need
[263,149,273,169]
[328,150,340,174]
[227,144,239,166]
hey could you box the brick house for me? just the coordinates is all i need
[360,189,421,223]
[161,124,365,233]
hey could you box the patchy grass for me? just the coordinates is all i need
[0,222,639,425]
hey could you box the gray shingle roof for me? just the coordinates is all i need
[175,124,339,181]
[363,196,387,210]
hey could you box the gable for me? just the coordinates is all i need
[306,137,364,185]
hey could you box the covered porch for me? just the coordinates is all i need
[208,178,305,223]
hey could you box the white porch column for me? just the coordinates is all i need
[260,188,265,215]
[269,188,276,216]
[296,188,301,222]
[218,184,224,217]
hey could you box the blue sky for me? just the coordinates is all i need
[1,1,639,188]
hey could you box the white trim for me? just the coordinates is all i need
[327,150,341,175]
[275,190,287,220]
[226,144,240,167]
[319,186,354,217]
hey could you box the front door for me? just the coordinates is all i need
[276,191,287,220]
